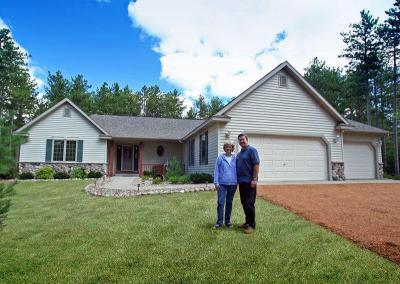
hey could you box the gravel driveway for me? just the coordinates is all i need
[258,182,400,264]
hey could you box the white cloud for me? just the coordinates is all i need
[0,18,45,89]
[128,0,391,100]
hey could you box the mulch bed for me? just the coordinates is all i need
[258,183,400,264]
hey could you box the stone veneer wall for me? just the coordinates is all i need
[331,162,345,181]
[378,163,384,179]
[19,162,107,175]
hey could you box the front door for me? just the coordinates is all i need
[116,144,139,173]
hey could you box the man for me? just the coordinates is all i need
[236,133,260,234]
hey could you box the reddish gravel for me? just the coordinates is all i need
[258,183,400,264]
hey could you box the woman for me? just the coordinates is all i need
[213,142,237,229]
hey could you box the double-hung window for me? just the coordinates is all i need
[199,131,208,165]
[188,139,195,166]
[52,140,77,162]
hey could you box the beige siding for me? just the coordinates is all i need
[143,141,183,164]
[19,103,107,163]
[219,70,343,162]
[185,124,219,175]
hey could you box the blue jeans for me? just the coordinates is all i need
[216,184,237,225]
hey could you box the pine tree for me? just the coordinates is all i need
[379,0,400,174]
[44,70,71,107]
[340,10,383,125]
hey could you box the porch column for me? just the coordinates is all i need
[139,142,144,176]
[107,141,115,176]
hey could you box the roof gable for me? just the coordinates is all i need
[215,61,348,124]
[14,98,109,135]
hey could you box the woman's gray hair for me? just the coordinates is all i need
[223,142,235,151]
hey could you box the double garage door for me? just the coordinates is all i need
[343,142,376,179]
[249,135,328,181]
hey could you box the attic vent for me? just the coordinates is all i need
[278,75,287,87]
[64,107,71,117]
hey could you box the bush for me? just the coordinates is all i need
[19,172,34,180]
[87,171,103,178]
[143,170,155,177]
[53,172,70,179]
[168,175,191,184]
[71,168,87,179]
[189,173,213,184]
[384,173,400,180]
[165,157,182,180]
[35,166,54,179]
[153,177,163,184]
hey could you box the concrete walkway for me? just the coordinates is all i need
[102,176,142,190]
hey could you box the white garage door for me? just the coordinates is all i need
[249,135,328,181]
[344,142,375,179]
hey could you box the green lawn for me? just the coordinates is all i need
[0,181,399,283]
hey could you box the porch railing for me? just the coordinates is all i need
[142,163,185,177]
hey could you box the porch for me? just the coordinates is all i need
[106,139,185,177]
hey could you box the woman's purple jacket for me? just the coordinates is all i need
[213,153,237,185]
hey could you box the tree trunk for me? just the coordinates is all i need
[380,87,387,167]
[393,47,399,175]
[373,79,379,127]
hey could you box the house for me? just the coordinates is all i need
[14,61,388,181]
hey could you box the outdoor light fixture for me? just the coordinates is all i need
[137,184,140,191]
[225,131,231,138]
[333,135,341,143]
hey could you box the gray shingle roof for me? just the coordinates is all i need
[90,114,204,140]
[339,119,389,134]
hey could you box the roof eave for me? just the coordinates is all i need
[181,116,231,141]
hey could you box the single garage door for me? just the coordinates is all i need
[249,135,328,181]
[344,142,375,179]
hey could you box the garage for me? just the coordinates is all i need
[249,135,328,181]
[344,142,376,179]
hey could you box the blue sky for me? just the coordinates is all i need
[0,0,175,92]
[0,0,393,106]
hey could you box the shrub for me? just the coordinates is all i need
[87,171,103,178]
[141,175,151,181]
[153,177,163,184]
[71,168,87,179]
[35,166,54,179]
[19,172,34,180]
[53,171,70,179]
[189,173,213,184]
[167,175,179,184]
[168,175,191,184]
[165,157,182,180]
[143,170,155,177]
[178,175,191,184]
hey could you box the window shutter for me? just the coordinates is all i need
[45,139,53,162]
[77,140,83,162]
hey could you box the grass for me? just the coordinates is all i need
[0,181,399,283]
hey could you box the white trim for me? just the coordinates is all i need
[215,61,348,124]
[14,98,110,135]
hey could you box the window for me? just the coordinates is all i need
[278,75,287,87]
[52,140,78,162]
[53,140,64,161]
[188,139,195,166]
[199,131,208,165]
[66,141,77,161]
[64,107,71,117]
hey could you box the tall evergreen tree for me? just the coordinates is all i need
[340,10,382,125]
[69,74,93,113]
[379,0,400,174]
[162,89,185,118]
[44,71,70,107]
[208,96,224,117]
[0,28,38,126]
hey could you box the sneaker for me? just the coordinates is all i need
[225,223,233,229]
[214,223,222,229]
[238,223,249,229]
[244,226,254,234]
